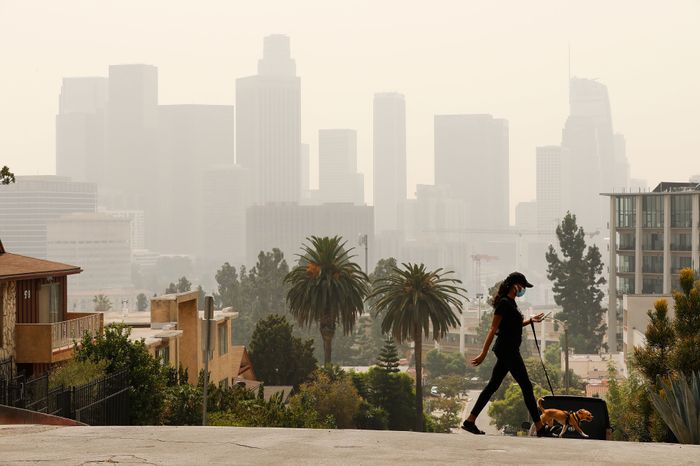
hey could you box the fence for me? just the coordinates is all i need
[0,357,129,425]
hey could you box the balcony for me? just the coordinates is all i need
[15,312,104,364]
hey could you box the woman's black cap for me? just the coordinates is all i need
[506,271,533,288]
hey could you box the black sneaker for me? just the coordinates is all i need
[536,425,555,437]
[461,420,485,435]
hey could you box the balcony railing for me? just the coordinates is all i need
[51,313,102,350]
[15,312,104,364]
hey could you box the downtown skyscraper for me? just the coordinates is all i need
[236,35,301,205]
[434,114,509,229]
[373,93,406,233]
[318,129,364,205]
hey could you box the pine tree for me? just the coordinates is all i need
[546,212,607,353]
[669,268,700,377]
[633,299,674,385]
[377,337,400,373]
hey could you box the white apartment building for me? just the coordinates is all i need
[604,181,700,354]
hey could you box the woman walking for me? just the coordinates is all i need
[462,272,552,437]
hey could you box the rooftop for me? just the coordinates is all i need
[0,241,82,281]
[0,425,697,465]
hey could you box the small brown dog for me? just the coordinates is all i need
[537,398,594,438]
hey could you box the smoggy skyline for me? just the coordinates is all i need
[1,0,699,220]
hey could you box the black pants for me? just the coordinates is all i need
[470,350,540,423]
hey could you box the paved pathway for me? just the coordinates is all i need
[1,424,699,465]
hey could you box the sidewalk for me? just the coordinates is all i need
[1,424,699,465]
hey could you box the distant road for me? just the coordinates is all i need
[453,389,501,435]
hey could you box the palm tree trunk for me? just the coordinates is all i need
[414,325,424,432]
[320,315,335,366]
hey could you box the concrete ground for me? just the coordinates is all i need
[1,424,699,465]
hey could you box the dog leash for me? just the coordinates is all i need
[530,320,555,396]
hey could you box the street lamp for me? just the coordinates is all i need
[547,316,570,394]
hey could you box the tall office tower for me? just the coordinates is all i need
[198,164,249,265]
[562,78,619,231]
[536,145,569,232]
[0,176,97,258]
[56,77,108,184]
[103,209,146,250]
[373,93,406,233]
[318,129,364,205]
[47,213,132,292]
[515,201,538,231]
[104,65,158,240]
[434,114,509,229]
[300,143,310,193]
[156,105,235,254]
[236,35,301,205]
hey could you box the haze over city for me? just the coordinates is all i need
[2,0,699,213]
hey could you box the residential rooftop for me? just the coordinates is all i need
[0,240,81,281]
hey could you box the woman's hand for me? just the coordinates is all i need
[531,312,545,323]
[471,351,487,367]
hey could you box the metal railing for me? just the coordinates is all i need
[51,314,102,350]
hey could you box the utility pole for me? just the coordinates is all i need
[358,233,368,274]
[476,293,483,322]
[563,324,570,394]
[202,296,213,425]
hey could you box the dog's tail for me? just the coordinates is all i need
[537,397,545,411]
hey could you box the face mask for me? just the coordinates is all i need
[516,287,526,298]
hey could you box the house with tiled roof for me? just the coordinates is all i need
[0,239,103,377]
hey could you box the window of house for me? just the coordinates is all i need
[671,255,692,274]
[642,232,663,251]
[38,280,61,323]
[156,346,170,366]
[642,276,663,294]
[618,232,635,251]
[617,255,635,273]
[618,276,635,294]
[616,196,636,228]
[671,232,691,251]
[219,324,228,356]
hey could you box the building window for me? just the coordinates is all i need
[642,276,663,294]
[618,255,635,273]
[618,232,635,251]
[38,281,61,323]
[671,232,692,251]
[642,232,664,251]
[642,255,663,274]
[618,276,635,295]
[616,196,636,228]
[156,346,170,366]
[642,196,664,228]
[219,324,228,356]
[671,195,692,228]
[671,255,692,274]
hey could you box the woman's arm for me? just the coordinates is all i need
[471,314,502,366]
[522,312,545,326]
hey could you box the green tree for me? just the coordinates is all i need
[296,368,362,428]
[1,166,15,185]
[285,236,369,365]
[92,294,112,312]
[75,324,167,425]
[669,269,700,377]
[429,396,462,433]
[424,349,468,378]
[429,374,469,398]
[165,276,192,294]
[136,293,149,312]
[353,367,417,431]
[369,263,466,431]
[633,299,675,384]
[488,382,548,430]
[377,337,400,373]
[546,212,607,353]
[248,314,317,388]
[49,359,108,390]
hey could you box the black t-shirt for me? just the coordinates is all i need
[492,296,524,356]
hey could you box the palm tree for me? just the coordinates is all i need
[368,263,466,431]
[285,236,369,365]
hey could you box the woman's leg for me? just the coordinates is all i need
[467,356,509,421]
[508,352,542,426]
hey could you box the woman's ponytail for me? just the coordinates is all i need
[489,279,512,309]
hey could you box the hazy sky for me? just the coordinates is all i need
[1,0,699,219]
